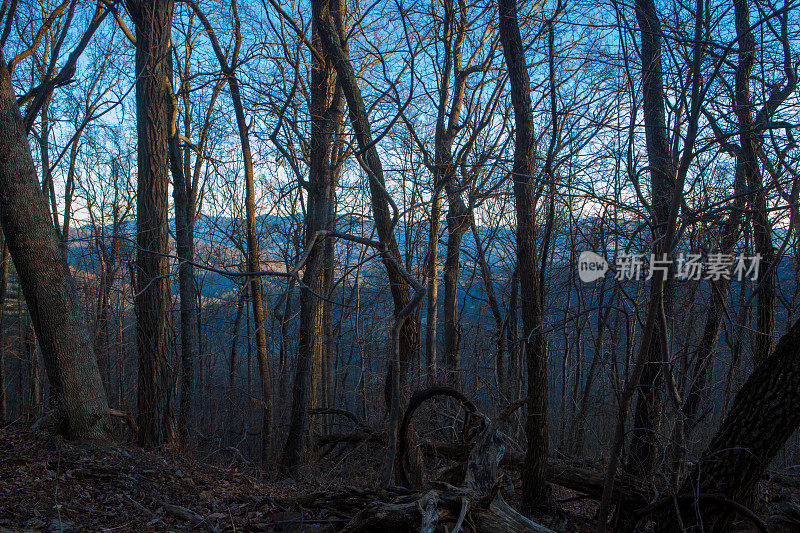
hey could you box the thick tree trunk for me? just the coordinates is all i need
[282,0,345,470]
[0,243,7,422]
[0,51,110,440]
[498,0,549,510]
[660,315,800,531]
[130,0,175,447]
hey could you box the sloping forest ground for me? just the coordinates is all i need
[0,422,580,532]
[1,421,799,532]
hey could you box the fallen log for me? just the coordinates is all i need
[312,394,656,508]
[505,452,654,507]
[337,420,554,533]
[316,431,387,447]
[297,391,555,531]
[412,439,654,507]
[158,501,221,533]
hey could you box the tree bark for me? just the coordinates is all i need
[0,243,7,422]
[661,314,800,531]
[282,0,346,470]
[424,188,443,383]
[442,195,469,391]
[0,51,111,440]
[498,0,549,510]
[169,94,200,450]
[129,0,175,447]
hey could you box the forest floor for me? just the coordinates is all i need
[0,422,797,532]
[0,422,597,532]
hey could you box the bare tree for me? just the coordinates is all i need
[186,0,275,463]
[168,11,224,448]
[497,0,549,510]
[282,0,347,470]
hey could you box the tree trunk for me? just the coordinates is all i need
[230,285,246,391]
[424,189,443,383]
[315,3,422,483]
[170,97,200,450]
[0,243,7,422]
[130,0,175,447]
[92,237,113,376]
[498,0,549,510]
[661,314,800,531]
[315,0,419,413]
[0,51,111,441]
[734,0,774,367]
[470,220,505,388]
[442,198,469,391]
[626,0,677,478]
[282,0,345,470]
[507,266,520,399]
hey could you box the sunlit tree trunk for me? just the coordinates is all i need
[282,0,346,470]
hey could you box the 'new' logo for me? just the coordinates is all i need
[578,251,608,282]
